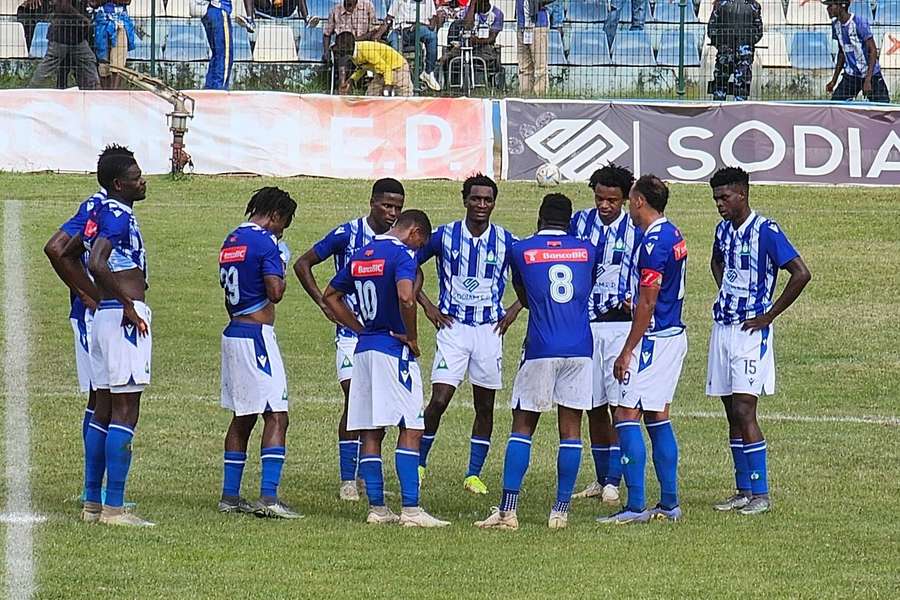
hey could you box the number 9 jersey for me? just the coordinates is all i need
[219,222,286,317]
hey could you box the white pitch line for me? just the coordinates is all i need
[678,411,900,427]
[2,201,38,600]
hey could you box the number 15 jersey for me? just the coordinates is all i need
[219,222,285,317]
[510,230,597,360]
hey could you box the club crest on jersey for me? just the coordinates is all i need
[486,251,498,265]
[84,219,98,238]
[219,246,248,264]
[547,240,562,248]
[614,238,625,251]
[351,259,385,277]
[673,239,687,261]
[740,243,750,256]
[364,249,374,257]
[524,248,589,264]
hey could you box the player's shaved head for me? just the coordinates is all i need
[246,187,297,228]
[372,178,405,199]
[394,209,431,235]
[462,173,498,201]
[632,175,669,213]
[709,166,750,194]
[538,193,572,229]
[588,163,634,199]
[97,154,137,191]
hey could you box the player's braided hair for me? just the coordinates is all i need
[461,173,498,201]
[245,187,297,227]
[588,163,635,199]
[709,166,750,190]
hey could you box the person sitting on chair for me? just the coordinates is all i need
[383,0,444,91]
[439,0,504,90]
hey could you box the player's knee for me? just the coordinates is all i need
[731,397,758,425]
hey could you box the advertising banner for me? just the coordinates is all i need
[502,100,900,185]
[0,90,493,179]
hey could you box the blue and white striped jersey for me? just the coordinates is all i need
[417,221,518,325]
[59,189,106,322]
[569,208,642,320]
[711,212,799,325]
[82,198,147,283]
[313,217,376,338]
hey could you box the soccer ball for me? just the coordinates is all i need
[535,163,561,187]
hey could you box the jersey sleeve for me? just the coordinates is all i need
[260,235,285,279]
[855,15,873,41]
[567,214,579,236]
[395,248,418,283]
[60,204,88,237]
[329,264,355,295]
[760,221,799,268]
[637,235,669,288]
[415,227,442,264]
[312,224,350,261]
[711,223,725,264]
[96,207,130,246]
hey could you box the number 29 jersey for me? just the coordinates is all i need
[219,222,285,317]
[510,231,597,360]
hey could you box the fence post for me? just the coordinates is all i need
[414,0,423,94]
[677,0,686,98]
[150,0,157,77]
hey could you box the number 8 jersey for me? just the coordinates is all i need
[510,230,597,360]
[219,222,285,317]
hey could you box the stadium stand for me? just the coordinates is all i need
[165,18,210,61]
[611,29,655,65]
[130,0,167,18]
[0,0,21,17]
[569,25,612,65]
[882,30,900,67]
[757,31,790,67]
[166,0,194,19]
[876,0,900,26]
[657,27,700,65]
[0,20,27,58]
[566,0,609,23]
[253,22,298,61]
[760,0,788,27]
[786,0,830,26]
[297,24,325,62]
[652,0,698,24]
[790,29,834,69]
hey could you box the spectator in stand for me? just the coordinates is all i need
[322,0,380,63]
[195,1,255,90]
[383,0,444,92]
[333,31,414,96]
[824,0,891,103]
[605,0,648,46]
[440,0,503,88]
[28,0,99,90]
[708,0,763,101]
[93,1,135,90]
[515,0,555,97]
[253,0,319,24]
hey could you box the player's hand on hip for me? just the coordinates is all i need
[613,352,630,383]
[425,304,453,329]
[317,299,339,324]
[494,305,520,335]
[123,304,149,337]
[741,313,772,333]
[79,292,98,312]
[390,332,421,357]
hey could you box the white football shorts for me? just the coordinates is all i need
[510,356,593,413]
[335,333,358,383]
[706,322,775,398]
[347,348,424,431]
[90,300,152,394]
[71,311,94,393]
[620,330,687,413]
[221,321,288,416]
[590,321,631,408]
[431,322,503,390]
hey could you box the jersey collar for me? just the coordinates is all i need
[731,211,757,236]
[645,216,668,233]
[374,233,400,242]
[462,220,491,242]
[105,198,133,214]
[599,209,626,230]
[536,228,567,235]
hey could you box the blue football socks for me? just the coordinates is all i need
[260,446,286,499]
[606,444,623,486]
[591,444,610,484]
[84,419,108,504]
[418,434,436,468]
[730,437,752,493]
[358,454,385,507]
[499,433,532,512]
[338,440,358,481]
[466,436,491,478]
[554,439,582,513]
[744,440,769,497]
[395,447,420,508]
[616,420,646,512]
[222,451,247,498]
[647,419,679,510]
[82,408,94,446]
[104,421,134,508]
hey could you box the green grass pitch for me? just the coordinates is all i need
[1,173,898,599]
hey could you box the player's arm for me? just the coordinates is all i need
[45,230,100,309]
[710,251,724,288]
[494,299,522,335]
[294,248,338,323]
[395,277,420,357]
[264,275,286,304]
[827,48,845,93]
[323,285,365,335]
[511,271,528,310]
[415,234,453,328]
[613,279,659,383]
[742,256,811,332]
[863,36,878,96]
[88,237,148,335]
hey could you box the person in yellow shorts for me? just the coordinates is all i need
[333,31,413,97]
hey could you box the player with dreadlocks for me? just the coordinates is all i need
[217,187,300,519]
